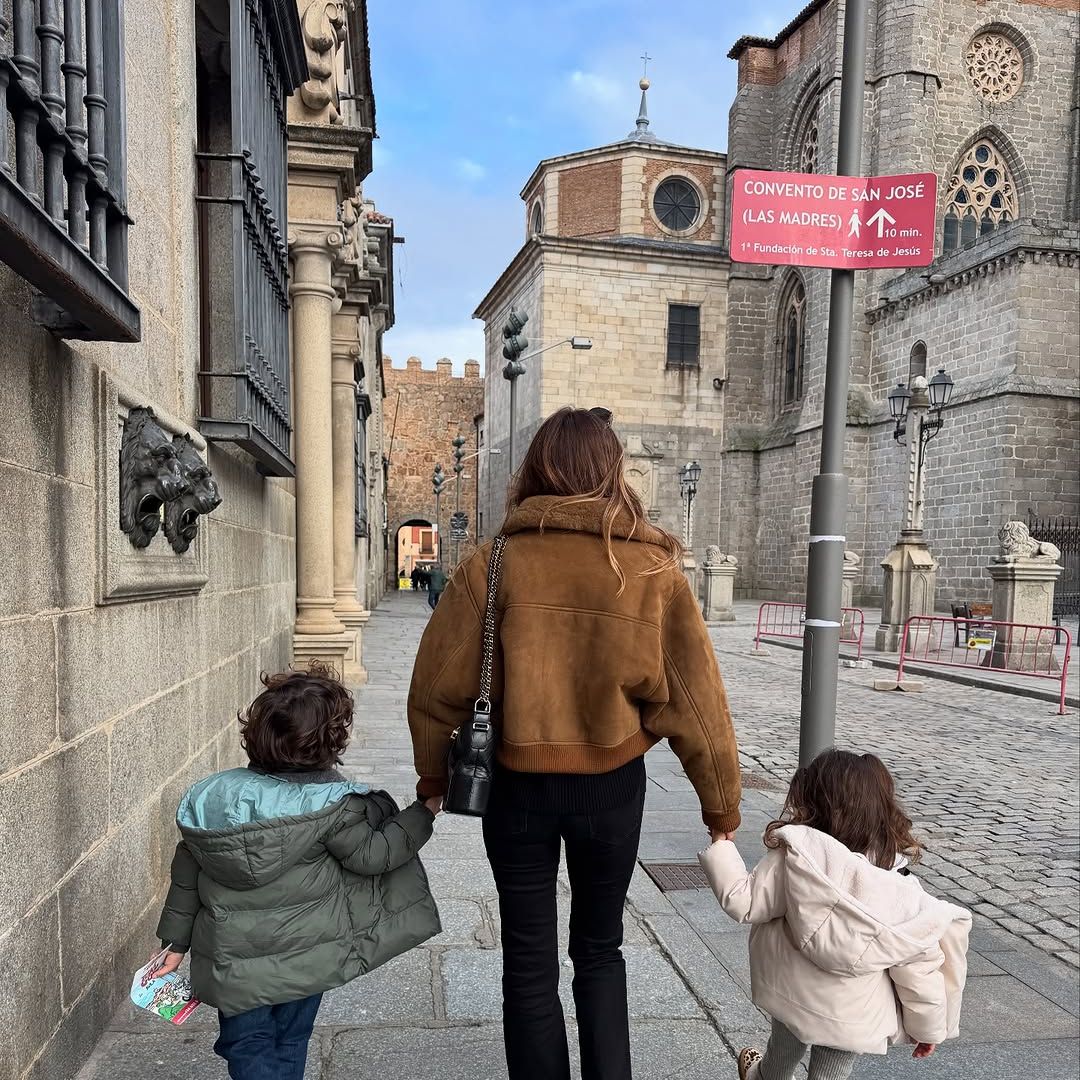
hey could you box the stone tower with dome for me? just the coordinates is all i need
[474,79,730,563]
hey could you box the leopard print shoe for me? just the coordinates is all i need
[738,1047,762,1080]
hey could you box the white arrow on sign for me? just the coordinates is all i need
[867,207,896,238]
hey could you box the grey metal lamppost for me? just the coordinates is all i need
[451,434,467,567]
[501,306,593,473]
[679,461,702,550]
[432,464,447,567]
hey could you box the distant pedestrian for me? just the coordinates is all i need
[700,749,972,1080]
[410,567,421,592]
[426,564,447,611]
[408,407,740,1080]
[149,664,441,1080]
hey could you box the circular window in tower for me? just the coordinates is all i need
[653,177,701,232]
[965,31,1024,104]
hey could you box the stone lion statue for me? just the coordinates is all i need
[995,520,1061,563]
[704,545,738,567]
[843,550,861,567]
[164,434,222,554]
[119,408,188,548]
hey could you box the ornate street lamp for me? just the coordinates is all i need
[679,461,702,548]
[890,367,953,457]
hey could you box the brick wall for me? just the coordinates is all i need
[384,358,484,575]
[557,160,622,237]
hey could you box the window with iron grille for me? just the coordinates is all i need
[666,304,700,368]
[0,0,138,340]
[195,0,306,478]
[355,388,370,538]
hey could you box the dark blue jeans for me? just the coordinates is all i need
[214,993,322,1080]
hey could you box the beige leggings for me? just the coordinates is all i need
[756,1019,858,1080]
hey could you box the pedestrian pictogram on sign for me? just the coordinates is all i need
[730,169,938,270]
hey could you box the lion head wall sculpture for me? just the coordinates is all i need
[119,408,188,548]
[164,434,222,554]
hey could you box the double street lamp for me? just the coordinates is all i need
[888,367,955,466]
[679,460,702,550]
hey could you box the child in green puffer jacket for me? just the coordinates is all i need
[149,664,442,1080]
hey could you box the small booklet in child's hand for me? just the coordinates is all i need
[130,950,201,1025]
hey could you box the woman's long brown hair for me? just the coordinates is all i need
[504,407,683,592]
[764,749,922,869]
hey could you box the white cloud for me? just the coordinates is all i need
[454,157,488,182]
[567,69,623,108]
[382,321,486,375]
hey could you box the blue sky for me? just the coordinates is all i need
[365,0,807,370]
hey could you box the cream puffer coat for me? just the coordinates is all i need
[700,825,971,1055]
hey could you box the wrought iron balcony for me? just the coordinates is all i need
[0,0,139,341]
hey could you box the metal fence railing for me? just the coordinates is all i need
[754,601,866,660]
[896,615,1072,715]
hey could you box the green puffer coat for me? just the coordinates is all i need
[156,768,440,1016]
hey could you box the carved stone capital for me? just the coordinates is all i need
[296,1,347,125]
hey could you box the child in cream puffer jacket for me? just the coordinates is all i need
[700,750,971,1080]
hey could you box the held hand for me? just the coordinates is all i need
[145,949,184,983]
[424,796,444,816]
[912,1043,937,1059]
[709,828,737,844]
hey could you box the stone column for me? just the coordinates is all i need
[987,522,1064,671]
[702,548,737,623]
[331,340,368,684]
[876,380,939,652]
[289,230,350,675]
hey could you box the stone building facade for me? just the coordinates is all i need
[0,2,392,1075]
[721,0,1080,606]
[475,89,730,565]
[384,358,485,577]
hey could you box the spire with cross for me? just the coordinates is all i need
[628,51,658,143]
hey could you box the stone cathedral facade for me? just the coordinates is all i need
[721,0,1079,605]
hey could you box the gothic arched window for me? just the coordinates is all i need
[799,104,820,175]
[779,278,807,408]
[942,140,1018,252]
[909,341,927,382]
[531,201,544,236]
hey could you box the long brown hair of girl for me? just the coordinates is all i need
[764,749,922,869]
[504,407,684,593]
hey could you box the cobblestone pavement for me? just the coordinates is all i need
[79,592,1078,1080]
[708,620,1080,967]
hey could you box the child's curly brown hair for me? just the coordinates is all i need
[765,749,922,870]
[239,661,354,772]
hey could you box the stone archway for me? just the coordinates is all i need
[392,517,436,588]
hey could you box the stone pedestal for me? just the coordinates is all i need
[841,554,859,637]
[681,552,698,597]
[875,535,938,653]
[987,558,1063,671]
[702,564,736,623]
[290,230,349,669]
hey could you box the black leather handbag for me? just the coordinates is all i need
[444,535,508,816]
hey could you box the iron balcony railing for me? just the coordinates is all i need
[0,0,138,340]
[197,0,305,477]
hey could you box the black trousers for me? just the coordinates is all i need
[482,782,645,1080]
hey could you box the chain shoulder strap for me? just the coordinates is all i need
[477,534,509,708]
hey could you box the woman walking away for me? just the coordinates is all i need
[700,749,971,1080]
[408,406,741,1080]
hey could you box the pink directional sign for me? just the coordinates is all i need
[730,169,938,270]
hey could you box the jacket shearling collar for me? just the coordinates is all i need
[502,495,672,548]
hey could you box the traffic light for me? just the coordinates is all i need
[432,464,447,497]
[452,434,466,475]
[502,307,529,376]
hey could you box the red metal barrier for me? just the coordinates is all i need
[754,601,865,660]
[896,615,1072,715]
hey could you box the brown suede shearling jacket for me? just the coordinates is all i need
[407,496,741,833]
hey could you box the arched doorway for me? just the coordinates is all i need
[394,518,437,589]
